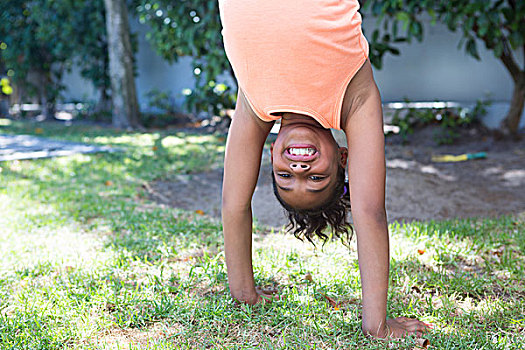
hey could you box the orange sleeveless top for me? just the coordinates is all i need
[219,0,369,130]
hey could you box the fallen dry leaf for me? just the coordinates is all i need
[321,293,340,310]
[304,273,313,282]
[491,247,504,257]
[415,338,429,348]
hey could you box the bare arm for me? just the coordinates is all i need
[342,65,389,336]
[342,61,427,337]
[222,90,274,304]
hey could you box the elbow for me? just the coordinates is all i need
[352,204,387,226]
[221,194,251,216]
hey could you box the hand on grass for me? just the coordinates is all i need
[364,317,431,338]
[385,317,431,338]
[232,287,279,305]
[254,286,279,304]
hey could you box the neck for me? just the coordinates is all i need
[281,112,322,128]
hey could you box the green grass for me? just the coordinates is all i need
[0,120,524,349]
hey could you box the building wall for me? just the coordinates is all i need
[62,19,195,111]
[362,17,516,103]
[61,15,524,127]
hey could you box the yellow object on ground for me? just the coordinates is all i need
[431,152,487,162]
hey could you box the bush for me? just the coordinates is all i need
[390,99,491,144]
[140,89,192,129]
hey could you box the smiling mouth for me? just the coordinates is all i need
[285,145,318,161]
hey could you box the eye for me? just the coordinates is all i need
[309,175,326,181]
[278,173,292,178]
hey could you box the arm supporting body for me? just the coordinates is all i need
[222,90,274,304]
[342,60,389,336]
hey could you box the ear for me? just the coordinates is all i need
[270,142,274,162]
[339,147,348,167]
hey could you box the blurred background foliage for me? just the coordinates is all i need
[361,0,525,134]
[0,0,523,133]
[0,0,118,118]
[133,0,236,118]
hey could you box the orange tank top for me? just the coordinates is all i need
[219,0,369,130]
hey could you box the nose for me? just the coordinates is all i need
[290,162,310,173]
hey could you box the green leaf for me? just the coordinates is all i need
[389,47,400,55]
[372,29,380,42]
[396,12,410,25]
[410,21,423,41]
[466,38,481,60]
[501,8,513,23]
[372,2,384,16]
[392,19,399,38]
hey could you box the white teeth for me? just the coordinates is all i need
[289,148,315,156]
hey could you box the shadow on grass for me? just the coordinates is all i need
[0,125,226,262]
[2,123,524,349]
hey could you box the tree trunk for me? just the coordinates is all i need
[94,86,111,114]
[35,70,55,120]
[500,74,525,136]
[103,0,140,129]
[0,98,8,117]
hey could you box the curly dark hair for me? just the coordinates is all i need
[272,165,353,245]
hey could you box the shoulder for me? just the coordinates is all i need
[340,60,380,132]
[234,89,275,133]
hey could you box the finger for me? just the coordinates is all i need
[256,294,272,304]
[404,320,428,327]
[256,291,280,304]
[255,287,278,294]
[414,321,431,332]
[262,289,278,295]
[260,293,279,301]
[398,318,431,331]
[395,316,412,323]
[405,323,431,336]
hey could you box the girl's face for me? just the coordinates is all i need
[271,114,347,209]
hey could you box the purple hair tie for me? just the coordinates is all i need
[342,182,348,198]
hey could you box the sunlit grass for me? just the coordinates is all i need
[0,118,12,126]
[0,121,523,349]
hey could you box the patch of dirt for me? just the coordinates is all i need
[149,163,287,227]
[147,127,525,228]
[89,323,183,349]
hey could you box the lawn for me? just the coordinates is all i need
[0,120,523,349]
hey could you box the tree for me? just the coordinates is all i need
[134,0,236,116]
[104,0,141,129]
[360,0,525,136]
[69,0,112,113]
[0,0,117,118]
[0,0,72,119]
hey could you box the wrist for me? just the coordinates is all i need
[362,321,388,338]
[361,316,388,338]
[230,288,258,305]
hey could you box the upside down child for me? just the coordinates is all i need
[219,0,430,338]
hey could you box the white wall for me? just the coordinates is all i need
[62,18,195,111]
[61,15,524,127]
[361,17,517,103]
